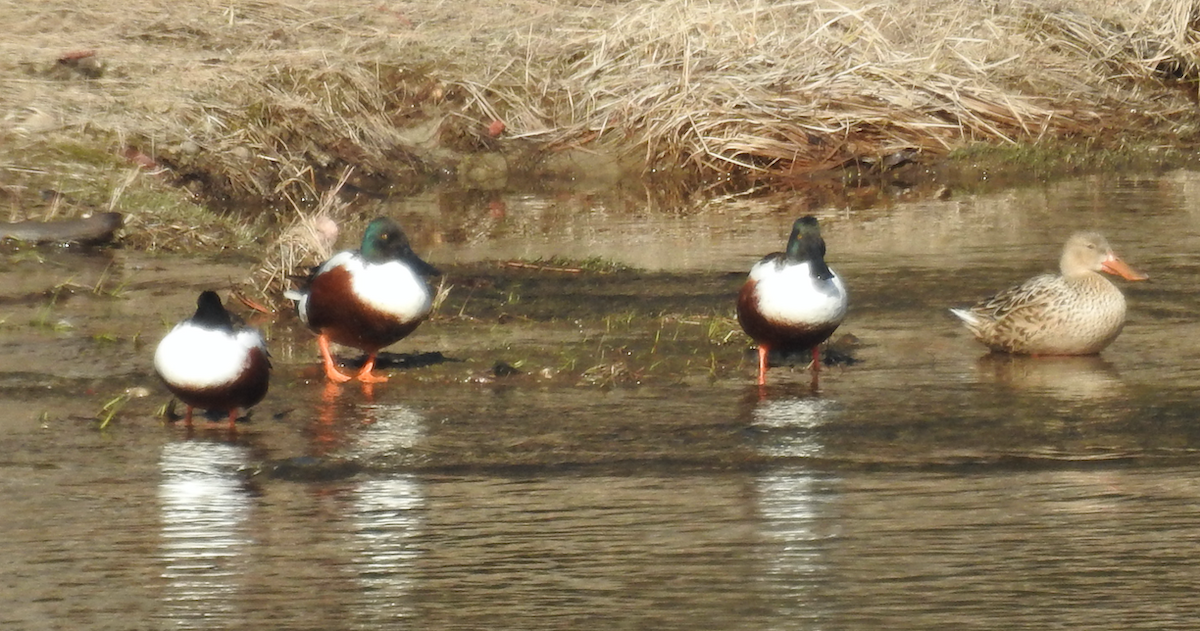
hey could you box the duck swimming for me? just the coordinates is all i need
[950,231,1147,355]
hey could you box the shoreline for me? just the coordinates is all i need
[4,0,1200,253]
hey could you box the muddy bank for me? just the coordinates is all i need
[8,0,1200,253]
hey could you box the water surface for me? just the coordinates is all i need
[4,172,1200,629]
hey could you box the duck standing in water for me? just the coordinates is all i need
[290,217,439,383]
[737,216,848,386]
[950,231,1148,355]
[154,291,271,429]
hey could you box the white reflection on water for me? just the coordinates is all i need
[353,403,425,458]
[753,396,840,627]
[752,396,839,459]
[350,476,424,622]
[157,440,252,629]
[756,470,835,627]
[347,404,426,624]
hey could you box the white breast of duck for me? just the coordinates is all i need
[154,324,265,389]
[301,251,433,324]
[750,258,848,328]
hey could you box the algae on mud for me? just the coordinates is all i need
[312,261,755,389]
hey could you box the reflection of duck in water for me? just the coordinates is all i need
[951,232,1147,355]
[973,354,1124,401]
[289,217,440,384]
[154,291,270,430]
[352,404,426,462]
[752,396,839,459]
[754,467,830,612]
[737,217,848,386]
[158,440,252,625]
[350,475,424,622]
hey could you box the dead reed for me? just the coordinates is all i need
[3,0,1200,230]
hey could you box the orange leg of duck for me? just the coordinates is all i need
[758,345,822,386]
[226,409,239,432]
[318,334,354,383]
[352,353,390,384]
[757,344,770,386]
[810,346,821,390]
[183,405,195,427]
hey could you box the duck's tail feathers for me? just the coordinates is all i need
[948,308,979,326]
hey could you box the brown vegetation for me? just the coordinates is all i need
[4,0,1200,243]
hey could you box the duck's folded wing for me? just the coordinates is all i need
[970,274,1058,321]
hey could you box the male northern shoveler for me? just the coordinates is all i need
[737,216,848,386]
[950,231,1148,355]
[290,217,439,383]
[154,290,271,429]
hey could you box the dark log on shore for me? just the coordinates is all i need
[0,212,123,245]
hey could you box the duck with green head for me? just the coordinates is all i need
[737,216,848,386]
[291,217,440,383]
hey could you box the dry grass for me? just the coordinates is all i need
[247,167,350,303]
[4,0,1200,239]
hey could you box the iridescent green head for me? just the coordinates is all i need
[359,217,440,276]
[783,216,834,280]
[785,216,826,261]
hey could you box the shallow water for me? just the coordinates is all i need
[5,172,1200,629]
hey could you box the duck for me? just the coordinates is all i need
[950,231,1148,355]
[289,217,440,383]
[737,216,848,386]
[154,290,271,429]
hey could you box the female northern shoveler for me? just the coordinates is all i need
[154,290,271,429]
[291,217,439,383]
[950,231,1148,355]
[737,216,848,386]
